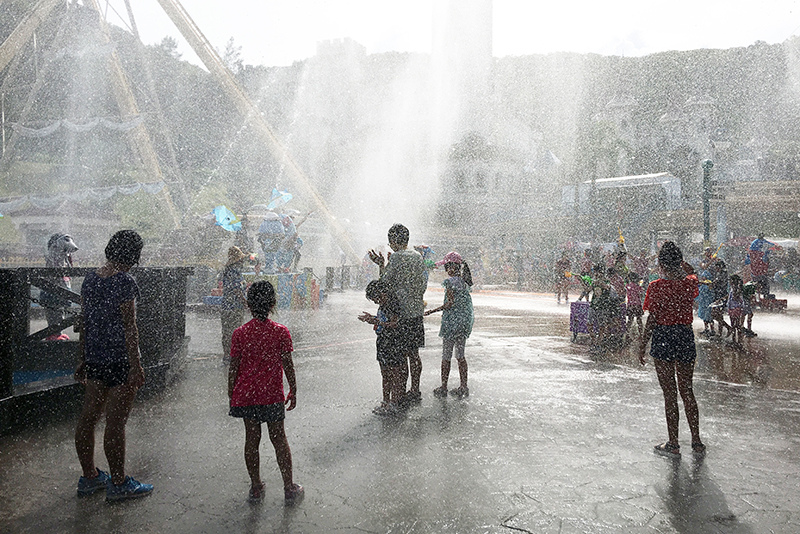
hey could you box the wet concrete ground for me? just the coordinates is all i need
[1,289,799,533]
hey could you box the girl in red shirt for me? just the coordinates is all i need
[228,280,304,503]
[638,241,705,458]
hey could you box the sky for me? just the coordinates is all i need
[106,0,800,67]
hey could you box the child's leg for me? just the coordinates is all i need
[388,365,404,404]
[441,338,454,388]
[244,418,263,489]
[454,337,468,388]
[266,420,293,491]
[399,357,409,394]
[379,365,391,404]
[654,359,680,446]
[407,348,422,394]
[75,380,109,478]
[676,361,701,445]
[103,382,139,485]
[597,319,608,346]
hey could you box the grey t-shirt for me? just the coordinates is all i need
[381,249,426,319]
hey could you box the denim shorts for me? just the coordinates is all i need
[229,402,285,423]
[650,324,697,364]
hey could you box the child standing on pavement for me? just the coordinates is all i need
[638,241,705,458]
[74,230,152,501]
[228,280,303,503]
[588,265,613,350]
[625,271,644,339]
[359,280,405,416]
[424,252,474,398]
[221,246,248,364]
[727,274,745,344]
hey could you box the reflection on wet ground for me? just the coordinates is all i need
[2,288,800,532]
[475,298,800,393]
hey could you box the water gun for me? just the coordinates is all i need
[711,242,723,259]
[567,272,593,284]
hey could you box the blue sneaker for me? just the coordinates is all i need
[106,476,153,501]
[77,468,111,496]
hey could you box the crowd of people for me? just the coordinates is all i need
[553,233,792,352]
[69,224,789,506]
[233,209,307,275]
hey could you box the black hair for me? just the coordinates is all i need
[105,230,143,266]
[444,260,473,287]
[247,280,277,320]
[365,279,389,303]
[628,271,640,283]
[461,261,473,286]
[387,223,409,246]
[658,241,683,270]
[729,274,743,289]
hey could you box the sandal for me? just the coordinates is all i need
[654,442,681,458]
[248,482,265,502]
[450,386,469,398]
[284,483,304,503]
[433,386,448,398]
[692,442,706,455]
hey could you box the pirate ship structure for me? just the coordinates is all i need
[0,0,356,432]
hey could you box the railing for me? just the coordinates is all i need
[0,267,193,401]
[325,264,366,292]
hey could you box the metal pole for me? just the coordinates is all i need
[702,159,714,247]
[0,0,62,74]
[1,92,5,157]
[154,0,360,264]
[88,0,182,229]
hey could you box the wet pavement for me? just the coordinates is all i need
[1,288,800,533]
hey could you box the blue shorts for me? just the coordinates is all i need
[85,359,130,388]
[650,324,696,364]
[229,402,285,423]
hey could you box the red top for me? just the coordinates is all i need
[748,250,768,276]
[230,318,293,407]
[643,275,699,325]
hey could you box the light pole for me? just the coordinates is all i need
[702,159,714,247]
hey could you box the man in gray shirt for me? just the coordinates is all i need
[368,224,427,403]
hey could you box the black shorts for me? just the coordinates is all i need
[650,324,696,364]
[397,316,425,350]
[377,350,405,369]
[229,402,285,423]
[85,359,130,388]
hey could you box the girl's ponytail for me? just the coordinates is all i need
[462,261,473,287]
